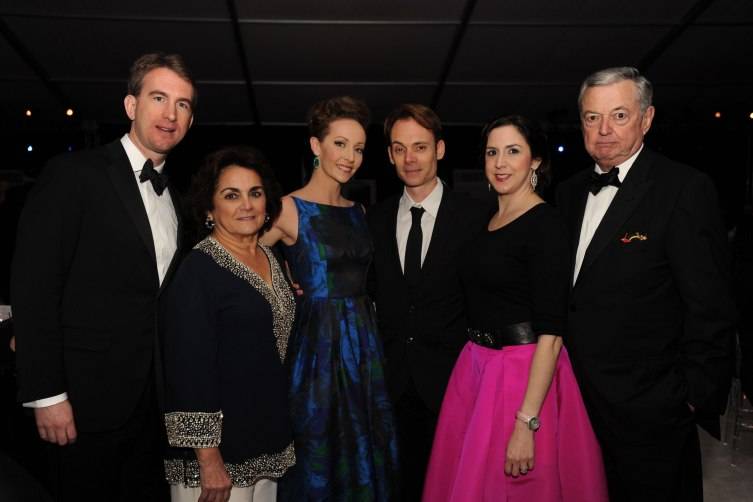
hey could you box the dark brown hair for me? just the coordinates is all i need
[480,115,552,194]
[307,96,370,140]
[383,103,443,143]
[127,52,197,108]
[189,146,283,239]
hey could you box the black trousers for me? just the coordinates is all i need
[42,380,169,502]
[394,378,439,502]
[0,452,53,502]
[600,423,703,502]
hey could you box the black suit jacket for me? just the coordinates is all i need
[555,148,735,441]
[11,140,184,432]
[367,188,487,412]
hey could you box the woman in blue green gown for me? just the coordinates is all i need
[262,96,398,501]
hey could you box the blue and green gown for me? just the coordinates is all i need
[281,197,399,501]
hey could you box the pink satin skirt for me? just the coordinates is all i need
[423,342,608,502]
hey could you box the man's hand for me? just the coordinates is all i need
[34,400,77,445]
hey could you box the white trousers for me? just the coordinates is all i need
[170,479,276,502]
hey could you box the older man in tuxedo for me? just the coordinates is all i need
[367,104,487,500]
[556,67,735,501]
[11,53,195,502]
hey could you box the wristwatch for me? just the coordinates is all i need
[516,411,540,431]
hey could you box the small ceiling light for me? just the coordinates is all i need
[66,108,74,117]
[749,112,753,120]
[25,109,32,117]
[26,145,33,152]
[714,111,722,119]
[557,145,565,153]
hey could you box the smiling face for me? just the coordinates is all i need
[310,118,366,184]
[209,166,267,240]
[484,125,540,197]
[388,118,445,198]
[580,79,654,170]
[124,67,194,163]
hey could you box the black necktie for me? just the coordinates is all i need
[404,206,425,286]
[139,159,168,196]
[588,167,621,195]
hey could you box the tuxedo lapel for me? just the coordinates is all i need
[104,141,157,263]
[384,196,403,280]
[158,183,183,296]
[569,174,590,267]
[577,151,654,282]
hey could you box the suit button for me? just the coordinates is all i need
[569,303,576,312]
[407,336,415,343]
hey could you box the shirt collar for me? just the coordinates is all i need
[400,178,444,219]
[121,134,166,174]
[593,143,643,183]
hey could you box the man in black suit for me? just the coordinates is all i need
[367,104,486,501]
[556,67,735,501]
[11,53,195,502]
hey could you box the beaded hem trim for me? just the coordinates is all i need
[165,411,223,448]
[164,442,296,488]
[196,237,295,361]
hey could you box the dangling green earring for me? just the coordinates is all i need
[313,156,320,169]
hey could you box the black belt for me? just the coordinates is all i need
[467,322,538,349]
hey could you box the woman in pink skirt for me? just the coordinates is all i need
[422,115,608,502]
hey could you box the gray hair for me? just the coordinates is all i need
[578,67,653,113]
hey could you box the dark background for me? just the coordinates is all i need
[1,0,751,211]
[1,1,753,494]
[2,0,753,298]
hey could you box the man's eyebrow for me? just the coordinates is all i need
[391,141,428,147]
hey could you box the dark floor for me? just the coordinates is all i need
[703,396,753,501]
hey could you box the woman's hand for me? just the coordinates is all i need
[196,448,232,502]
[505,420,535,477]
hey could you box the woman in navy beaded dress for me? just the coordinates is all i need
[262,96,398,501]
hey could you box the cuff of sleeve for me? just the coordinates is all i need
[23,393,69,408]
[165,411,223,448]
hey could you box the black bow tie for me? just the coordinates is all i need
[139,159,168,196]
[588,167,621,195]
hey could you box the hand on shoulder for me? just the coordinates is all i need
[261,195,298,246]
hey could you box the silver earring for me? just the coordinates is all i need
[205,216,215,230]
[313,156,320,169]
[530,170,538,192]
[264,214,270,223]
[487,183,492,192]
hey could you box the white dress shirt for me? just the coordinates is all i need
[572,145,643,284]
[396,179,444,271]
[121,133,178,285]
[24,135,178,408]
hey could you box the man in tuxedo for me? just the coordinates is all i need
[556,67,735,501]
[367,104,487,500]
[11,53,195,501]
